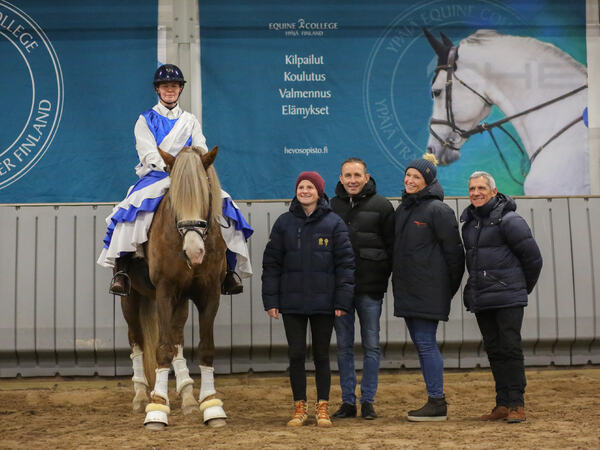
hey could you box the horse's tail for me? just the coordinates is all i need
[139,297,159,388]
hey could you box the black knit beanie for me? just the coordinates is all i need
[406,157,437,185]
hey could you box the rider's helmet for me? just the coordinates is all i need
[153,64,186,87]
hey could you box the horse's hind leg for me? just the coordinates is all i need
[121,292,149,413]
[195,294,227,427]
[171,303,198,415]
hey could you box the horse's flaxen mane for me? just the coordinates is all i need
[169,146,222,222]
[463,29,586,75]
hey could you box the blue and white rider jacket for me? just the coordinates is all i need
[134,102,208,178]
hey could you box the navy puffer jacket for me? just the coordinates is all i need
[262,196,355,315]
[460,193,543,313]
[392,180,465,321]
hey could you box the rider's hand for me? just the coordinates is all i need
[267,308,279,320]
[335,309,347,317]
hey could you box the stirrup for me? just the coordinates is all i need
[109,271,131,296]
[221,270,243,295]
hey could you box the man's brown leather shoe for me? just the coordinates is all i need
[480,405,509,421]
[506,406,526,423]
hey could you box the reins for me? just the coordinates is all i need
[430,45,588,184]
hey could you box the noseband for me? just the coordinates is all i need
[175,189,213,269]
[177,219,210,240]
[429,45,587,184]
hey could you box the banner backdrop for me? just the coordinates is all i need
[0,0,157,203]
[199,0,587,199]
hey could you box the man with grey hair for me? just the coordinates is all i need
[460,171,542,424]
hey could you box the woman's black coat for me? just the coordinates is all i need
[392,181,465,321]
[262,196,355,315]
[460,193,543,313]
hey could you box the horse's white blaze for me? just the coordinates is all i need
[183,231,205,266]
[426,30,589,195]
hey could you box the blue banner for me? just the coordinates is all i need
[199,0,587,198]
[0,0,157,203]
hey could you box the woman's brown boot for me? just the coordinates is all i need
[315,400,332,427]
[287,400,308,427]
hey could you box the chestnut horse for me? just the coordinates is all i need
[121,145,228,430]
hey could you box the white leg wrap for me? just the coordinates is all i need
[150,368,170,404]
[130,345,149,386]
[172,345,194,394]
[198,365,216,403]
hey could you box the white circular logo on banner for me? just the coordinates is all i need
[0,0,63,190]
[363,0,521,171]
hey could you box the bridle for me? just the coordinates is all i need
[175,188,213,268]
[429,46,588,185]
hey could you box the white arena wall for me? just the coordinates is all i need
[1,197,598,377]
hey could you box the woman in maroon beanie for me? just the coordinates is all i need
[262,171,355,427]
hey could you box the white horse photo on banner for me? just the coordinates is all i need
[425,29,589,195]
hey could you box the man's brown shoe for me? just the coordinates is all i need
[480,405,509,421]
[506,406,526,423]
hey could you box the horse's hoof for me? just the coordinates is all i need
[144,421,167,431]
[206,418,227,428]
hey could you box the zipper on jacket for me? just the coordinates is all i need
[297,227,302,249]
[483,270,507,286]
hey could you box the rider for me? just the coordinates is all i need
[97,64,252,296]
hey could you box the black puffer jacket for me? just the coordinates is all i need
[330,178,395,298]
[262,196,355,315]
[392,180,465,321]
[460,193,543,313]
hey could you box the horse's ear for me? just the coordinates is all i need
[158,147,175,172]
[202,146,218,169]
[440,32,453,48]
[423,28,447,59]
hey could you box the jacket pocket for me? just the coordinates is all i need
[359,248,388,261]
[483,270,507,287]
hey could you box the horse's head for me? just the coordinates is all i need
[161,146,221,268]
[424,29,493,165]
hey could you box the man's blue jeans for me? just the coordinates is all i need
[405,317,444,398]
[335,294,382,404]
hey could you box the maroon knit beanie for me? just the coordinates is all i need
[295,171,325,197]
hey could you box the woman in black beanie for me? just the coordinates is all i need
[392,154,465,421]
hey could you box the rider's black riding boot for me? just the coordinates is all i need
[109,254,132,296]
[221,269,243,295]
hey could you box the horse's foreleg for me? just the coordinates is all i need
[144,286,176,430]
[196,295,227,427]
[172,344,198,415]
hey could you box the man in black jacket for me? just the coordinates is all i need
[330,158,395,420]
[461,171,543,424]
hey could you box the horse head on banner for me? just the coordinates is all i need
[423,28,589,195]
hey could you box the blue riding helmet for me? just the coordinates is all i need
[153,64,186,87]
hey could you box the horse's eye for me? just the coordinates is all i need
[431,89,442,98]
